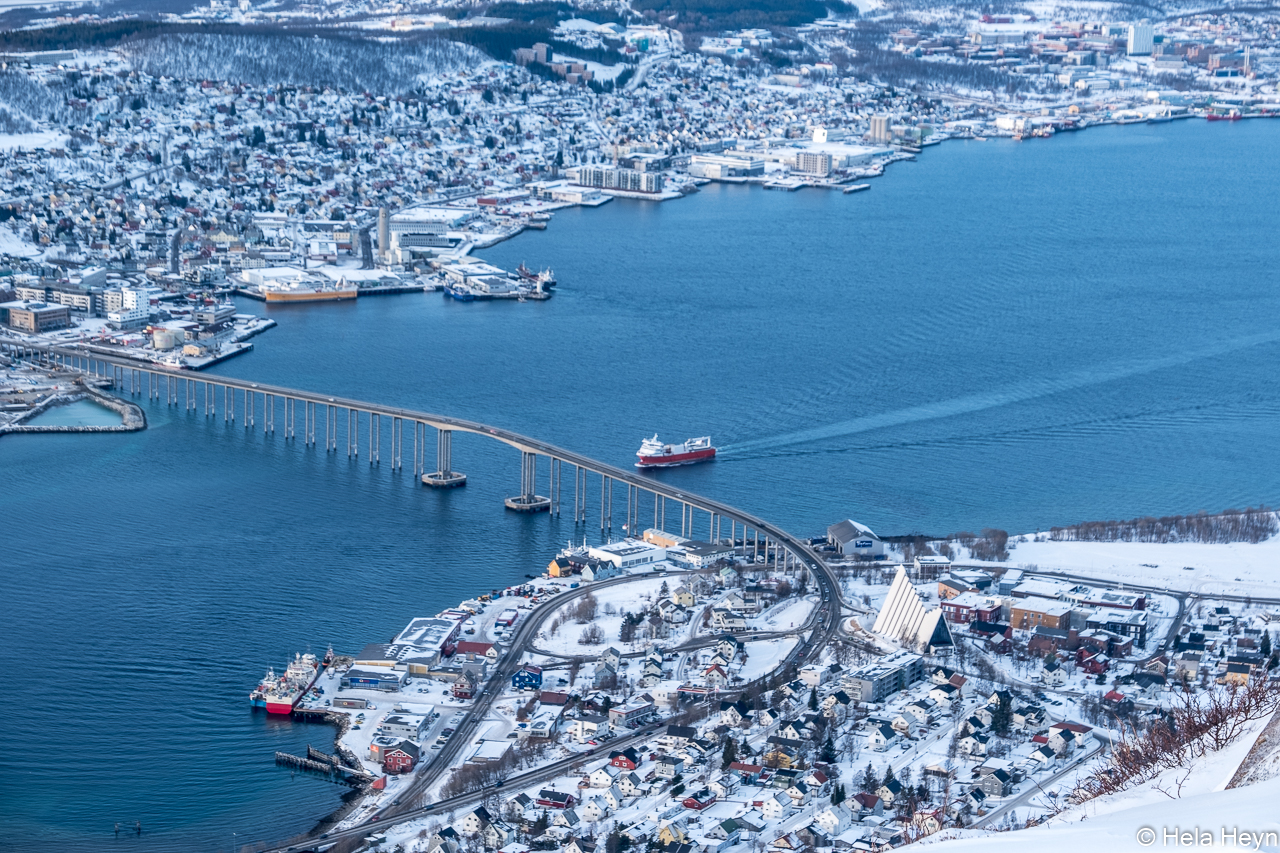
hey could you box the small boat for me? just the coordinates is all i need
[444,283,477,301]
[636,435,717,469]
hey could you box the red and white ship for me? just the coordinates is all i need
[635,435,717,468]
[250,651,321,714]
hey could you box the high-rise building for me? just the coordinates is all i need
[869,115,892,144]
[794,151,832,177]
[1127,24,1154,56]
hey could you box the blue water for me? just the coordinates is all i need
[3,120,1280,852]
[24,398,122,427]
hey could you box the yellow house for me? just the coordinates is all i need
[657,824,689,845]
[1218,664,1251,686]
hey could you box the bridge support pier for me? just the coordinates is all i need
[423,428,466,488]
[505,451,549,512]
[392,417,402,470]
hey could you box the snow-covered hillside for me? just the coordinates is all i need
[123,32,485,94]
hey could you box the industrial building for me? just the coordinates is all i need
[0,301,70,333]
[588,539,666,569]
[826,519,886,558]
[687,153,765,179]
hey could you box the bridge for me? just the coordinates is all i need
[3,338,856,852]
[5,339,843,606]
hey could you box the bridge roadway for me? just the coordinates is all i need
[4,341,853,851]
[8,341,846,608]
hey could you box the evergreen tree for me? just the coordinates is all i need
[831,782,846,805]
[820,735,836,763]
[722,738,737,769]
[808,688,818,711]
[860,763,877,792]
[1263,630,1272,659]
[881,765,896,788]
[991,693,1012,736]
[533,810,549,834]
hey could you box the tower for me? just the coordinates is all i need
[377,206,389,263]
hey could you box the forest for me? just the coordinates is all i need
[0,69,69,134]
[1048,507,1278,544]
[631,0,856,33]
[124,32,483,93]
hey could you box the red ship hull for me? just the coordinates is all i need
[636,448,717,468]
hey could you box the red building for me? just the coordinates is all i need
[609,747,640,770]
[682,789,717,811]
[536,789,576,809]
[1077,649,1110,675]
[383,741,419,774]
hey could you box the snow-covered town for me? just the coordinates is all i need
[5,1,1280,852]
[235,507,1280,853]
[3,0,1280,365]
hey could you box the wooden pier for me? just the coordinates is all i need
[275,748,374,787]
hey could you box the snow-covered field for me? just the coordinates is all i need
[535,575,676,657]
[976,536,1280,599]
[921,712,1280,851]
[0,131,65,152]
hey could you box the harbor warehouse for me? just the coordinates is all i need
[588,540,666,569]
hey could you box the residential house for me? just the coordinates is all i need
[815,804,854,835]
[536,789,576,809]
[609,746,640,770]
[656,755,685,778]
[511,665,543,691]
[762,790,793,820]
[876,779,904,807]
[720,699,751,727]
[579,797,610,822]
[589,765,621,788]
[460,806,494,836]
[977,768,1013,798]
[868,723,898,752]
[852,792,884,816]
[957,733,989,756]
[682,788,717,810]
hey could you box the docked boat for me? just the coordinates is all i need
[517,262,557,288]
[444,282,478,301]
[250,651,320,714]
[635,435,717,468]
[1207,109,1242,121]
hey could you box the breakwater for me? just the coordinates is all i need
[0,384,146,437]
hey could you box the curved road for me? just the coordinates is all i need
[5,346,852,851]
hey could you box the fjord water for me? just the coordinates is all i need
[4,120,1280,851]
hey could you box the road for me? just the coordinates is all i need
[970,732,1108,829]
[260,569,832,852]
[8,344,850,851]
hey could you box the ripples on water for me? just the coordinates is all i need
[3,121,1280,851]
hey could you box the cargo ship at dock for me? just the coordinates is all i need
[517,263,557,289]
[636,435,717,468]
[250,648,329,714]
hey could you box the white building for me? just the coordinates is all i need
[872,566,953,650]
[588,539,666,569]
[1127,24,1154,56]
